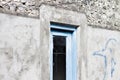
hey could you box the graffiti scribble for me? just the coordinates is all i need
[93,38,117,80]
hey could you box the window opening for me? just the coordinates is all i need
[53,36,66,80]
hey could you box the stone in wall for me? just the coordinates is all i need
[0,0,120,30]
[0,0,39,17]
[85,0,120,30]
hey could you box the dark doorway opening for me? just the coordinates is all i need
[53,36,66,80]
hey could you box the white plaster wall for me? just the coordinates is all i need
[0,13,40,80]
[1,12,120,80]
[87,27,120,80]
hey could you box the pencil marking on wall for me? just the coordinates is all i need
[93,38,117,80]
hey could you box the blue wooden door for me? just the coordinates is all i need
[50,24,77,80]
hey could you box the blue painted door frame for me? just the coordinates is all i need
[50,24,77,80]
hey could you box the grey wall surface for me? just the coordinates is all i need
[87,27,120,80]
[0,13,41,80]
[0,11,120,80]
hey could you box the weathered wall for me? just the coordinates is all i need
[87,26,120,80]
[0,13,41,80]
[0,0,120,30]
[0,4,120,80]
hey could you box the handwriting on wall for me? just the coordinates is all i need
[93,38,117,80]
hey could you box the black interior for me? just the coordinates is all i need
[53,36,66,80]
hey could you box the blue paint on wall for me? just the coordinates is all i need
[93,38,117,80]
[111,58,116,77]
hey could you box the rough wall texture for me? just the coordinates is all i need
[87,26,120,80]
[1,10,120,80]
[0,13,41,80]
[0,0,120,30]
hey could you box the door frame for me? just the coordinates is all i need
[50,24,77,80]
[40,4,88,80]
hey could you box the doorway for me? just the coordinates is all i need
[50,24,77,80]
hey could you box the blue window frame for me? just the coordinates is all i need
[50,23,77,80]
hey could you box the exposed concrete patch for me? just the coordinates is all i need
[0,0,120,30]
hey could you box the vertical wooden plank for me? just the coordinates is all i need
[50,33,53,80]
[66,34,72,80]
[72,31,77,80]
